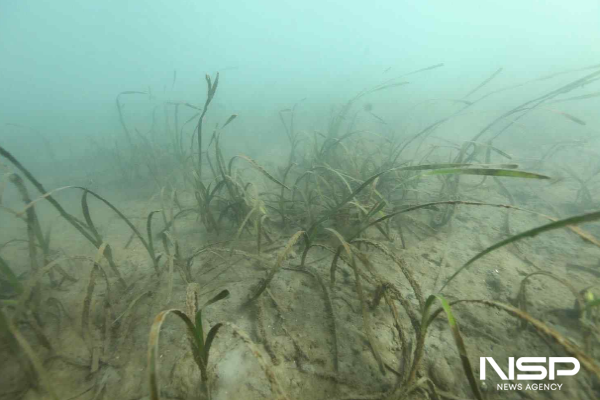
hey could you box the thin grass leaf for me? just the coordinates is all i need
[355,200,527,240]
[540,109,587,125]
[194,289,229,381]
[326,228,386,375]
[462,141,512,159]
[200,289,230,310]
[550,91,600,103]
[464,67,503,99]
[438,300,600,381]
[222,114,238,129]
[0,309,60,400]
[82,243,110,348]
[305,168,393,239]
[247,231,304,303]
[81,191,102,245]
[148,309,197,400]
[369,81,410,93]
[352,238,424,309]
[15,186,74,217]
[441,209,600,291]
[424,168,550,179]
[229,155,291,190]
[203,322,224,367]
[517,271,584,329]
[76,187,155,267]
[0,255,22,295]
[146,210,161,270]
[411,295,483,400]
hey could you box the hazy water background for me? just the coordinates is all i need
[2,3,600,399]
[1,0,599,182]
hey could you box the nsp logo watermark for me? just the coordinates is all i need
[480,357,580,391]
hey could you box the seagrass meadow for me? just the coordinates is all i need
[2,61,600,400]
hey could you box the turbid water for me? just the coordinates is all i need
[2,2,600,400]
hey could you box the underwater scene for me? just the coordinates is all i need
[1,1,600,399]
